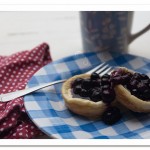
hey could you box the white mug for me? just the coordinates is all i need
[80,11,150,53]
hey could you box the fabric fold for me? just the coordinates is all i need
[0,43,52,139]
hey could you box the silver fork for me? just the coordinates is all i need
[0,63,112,102]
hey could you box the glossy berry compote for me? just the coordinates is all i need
[111,68,150,101]
[71,73,116,104]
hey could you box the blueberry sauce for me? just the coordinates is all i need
[71,73,115,104]
[111,68,150,101]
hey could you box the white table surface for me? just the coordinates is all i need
[0,11,150,60]
[0,11,149,139]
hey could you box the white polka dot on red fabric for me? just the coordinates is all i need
[4,77,7,80]
[0,128,4,131]
[9,124,12,127]
[0,43,51,139]
[11,118,15,121]
[19,132,23,136]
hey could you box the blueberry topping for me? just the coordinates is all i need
[91,72,100,80]
[133,73,142,81]
[122,73,132,83]
[141,89,150,100]
[129,79,139,89]
[141,74,149,80]
[102,107,122,125]
[101,84,110,90]
[102,74,110,79]
[111,69,150,101]
[89,87,101,96]
[130,88,141,98]
[91,80,101,87]
[101,88,115,104]
[101,77,110,85]
[111,75,122,85]
[130,88,138,95]
[72,70,150,104]
[137,82,148,93]
[73,85,82,95]
[80,89,89,97]
[90,90,102,102]
[81,79,91,90]
[72,78,83,87]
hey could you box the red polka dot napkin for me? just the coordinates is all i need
[0,43,52,139]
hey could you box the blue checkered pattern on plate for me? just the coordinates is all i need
[24,51,150,139]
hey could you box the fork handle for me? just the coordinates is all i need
[0,79,66,102]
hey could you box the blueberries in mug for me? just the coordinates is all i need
[102,107,122,125]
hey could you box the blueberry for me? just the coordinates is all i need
[140,74,149,80]
[142,79,149,86]
[102,74,110,79]
[130,88,138,95]
[101,88,116,104]
[91,80,101,87]
[101,84,110,90]
[130,88,141,98]
[137,82,148,93]
[122,73,132,83]
[72,78,83,87]
[90,90,102,102]
[133,73,142,81]
[81,79,91,90]
[111,68,123,77]
[110,75,122,85]
[73,85,82,95]
[80,89,89,97]
[102,107,122,125]
[129,79,139,89]
[91,72,100,80]
[101,77,110,85]
[89,87,101,96]
[141,89,150,100]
